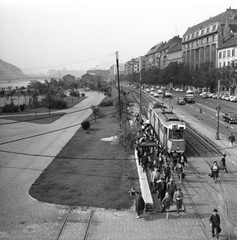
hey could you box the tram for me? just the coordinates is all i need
[147,102,186,153]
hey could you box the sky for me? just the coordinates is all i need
[1,0,237,75]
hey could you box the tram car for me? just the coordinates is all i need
[147,102,186,153]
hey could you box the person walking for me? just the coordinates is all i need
[179,152,187,166]
[209,209,221,239]
[157,177,167,212]
[141,152,149,172]
[175,162,184,183]
[167,178,177,199]
[210,161,220,183]
[135,191,145,219]
[150,168,160,192]
[173,188,184,216]
[220,154,228,173]
[163,162,171,182]
[162,192,172,220]
[228,133,235,149]
[172,151,179,167]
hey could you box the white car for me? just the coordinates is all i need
[150,91,154,95]
[230,96,237,102]
[186,89,194,94]
[150,87,155,91]
[158,89,163,94]
[154,93,159,98]
[225,95,231,101]
[146,88,150,92]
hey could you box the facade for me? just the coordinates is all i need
[182,8,237,70]
[218,36,237,68]
[133,56,146,73]
[81,73,95,82]
[160,36,182,68]
[62,74,75,83]
[165,42,183,66]
[144,42,164,69]
[109,63,125,81]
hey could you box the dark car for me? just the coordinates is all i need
[223,112,237,123]
[177,97,185,105]
[184,94,195,103]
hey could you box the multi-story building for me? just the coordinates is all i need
[160,36,182,68]
[144,42,164,69]
[165,42,183,66]
[109,63,125,81]
[87,69,109,81]
[182,7,237,70]
[133,56,146,73]
[218,36,237,68]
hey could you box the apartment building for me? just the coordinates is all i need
[182,7,237,70]
[218,36,237,68]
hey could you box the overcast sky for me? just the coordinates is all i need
[0,0,236,74]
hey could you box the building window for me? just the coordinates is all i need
[227,50,230,57]
[223,62,226,67]
[212,25,216,31]
[223,51,226,58]
[201,29,204,35]
[228,61,230,66]
[232,49,235,56]
[219,52,222,58]
[206,27,210,33]
[219,62,222,68]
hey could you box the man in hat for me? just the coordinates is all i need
[209,209,221,239]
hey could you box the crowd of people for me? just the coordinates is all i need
[134,119,188,220]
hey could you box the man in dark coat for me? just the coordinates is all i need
[209,208,221,239]
[157,177,167,212]
[135,191,145,218]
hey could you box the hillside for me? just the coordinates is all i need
[0,59,28,81]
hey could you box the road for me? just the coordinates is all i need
[0,92,105,239]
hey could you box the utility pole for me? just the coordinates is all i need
[139,64,142,126]
[216,79,220,140]
[116,51,122,127]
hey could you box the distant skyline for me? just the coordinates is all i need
[1,0,236,75]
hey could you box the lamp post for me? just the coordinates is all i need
[139,67,142,126]
[216,79,220,140]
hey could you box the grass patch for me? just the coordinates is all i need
[29,89,140,210]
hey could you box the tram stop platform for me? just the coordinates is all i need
[131,103,184,213]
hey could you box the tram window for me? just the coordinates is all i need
[169,129,172,139]
[173,129,184,139]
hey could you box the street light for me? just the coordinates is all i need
[216,79,220,140]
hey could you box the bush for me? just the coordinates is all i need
[53,99,67,109]
[81,93,85,97]
[99,100,113,107]
[20,104,26,111]
[2,102,19,113]
[81,120,91,132]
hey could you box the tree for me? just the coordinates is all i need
[42,87,55,115]
[81,120,91,133]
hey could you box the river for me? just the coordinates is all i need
[0,78,45,89]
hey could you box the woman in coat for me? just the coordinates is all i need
[135,191,145,219]
[162,192,172,220]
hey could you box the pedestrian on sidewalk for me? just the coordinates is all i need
[209,209,221,239]
[228,133,235,149]
[150,168,160,192]
[179,152,187,166]
[173,188,184,216]
[167,178,177,200]
[220,154,228,173]
[141,152,149,172]
[175,163,185,183]
[157,177,167,212]
[162,192,172,220]
[163,162,171,182]
[172,151,179,167]
[135,191,145,219]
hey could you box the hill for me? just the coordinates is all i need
[0,59,28,81]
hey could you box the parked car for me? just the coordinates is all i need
[177,97,185,105]
[200,92,208,98]
[212,94,218,99]
[146,88,150,92]
[150,91,154,95]
[154,93,159,98]
[164,92,172,98]
[184,94,195,103]
[223,112,237,123]
[230,96,237,102]
[186,89,194,94]
[157,89,163,94]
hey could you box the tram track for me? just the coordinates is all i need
[55,208,94,240]
[186,127,237,239]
